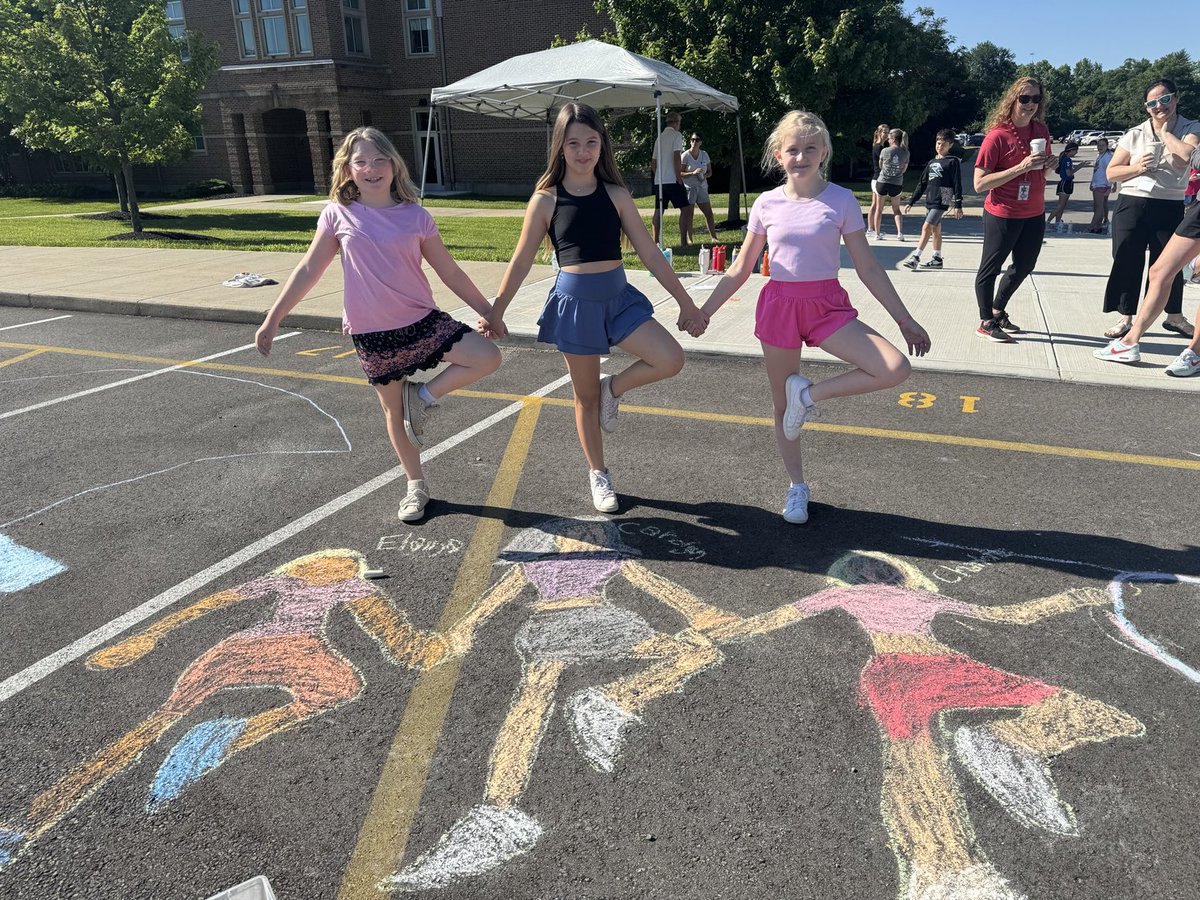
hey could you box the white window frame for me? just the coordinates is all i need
[291,0,312,55]
[233,0,257,59]
[403,0,435,58]
[343,0,368,56]
[165,1,190,62]
[260,13,290,56]
[412,108,442,188]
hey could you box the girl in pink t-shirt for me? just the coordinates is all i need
[254,127,501,523]
[700,111,930,525]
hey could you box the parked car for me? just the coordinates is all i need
[963,133,986,147]
[1080,131,1106,145]
[1101,130,1125,144]
[1065,129,1091,143]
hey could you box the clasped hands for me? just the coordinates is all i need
[477,301,712,340]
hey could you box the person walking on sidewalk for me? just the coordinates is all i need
[254,126,501,523]
[875,128,910,240]
[481,103,707,514]
[1093,153,1200,377]
[972,76,1057,343]
[698,111,930,526]
[1045,142,1090,232]
[901,129,964,271]
[1096,79,1200,342]
[867,123,891,239]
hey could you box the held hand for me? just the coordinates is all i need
[478,314,507,340]
[899,318,932,357]
[903,205,912,214]
[1022,152,1047,172]
[677,303,709,337]
[1136,151,1156,173]
[953,208,964,219]
[254,320,277,356]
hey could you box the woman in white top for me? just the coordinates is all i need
[681,133,719,242]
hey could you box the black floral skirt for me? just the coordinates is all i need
[351,309,470,385]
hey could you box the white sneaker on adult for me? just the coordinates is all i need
[1166,348,1200,377]
[782,483,810,524]
[782,373,814,441]
[1092,339,1141,363]
[589,469,618,513]
[599,374,620,433]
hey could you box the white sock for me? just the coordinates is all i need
[932,251,942,259]
[791,481,806,489]
[418,383,438,407]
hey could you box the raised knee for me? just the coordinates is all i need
[663,346,685,377]
[887,356,912,388]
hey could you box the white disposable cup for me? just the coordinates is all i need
[1029,138,1047,155]
[1146,141,1164,167]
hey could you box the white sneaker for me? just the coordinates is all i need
[1166,348,1200,377]
[403,380,437,447]
[900,253,920,270]
[782,373,813,440]
[865,229,877,239]
[599,374,620,433]
[1092,339,1141,363]
[877,232,886,241]
[398,479,429,522]
[589,469,618,513]
[782,483,810,524]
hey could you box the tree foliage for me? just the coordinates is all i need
[0,0,217,231]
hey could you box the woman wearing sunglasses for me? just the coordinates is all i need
[972,77,1056,342]
[1093,78,1200,352]
[681,133,720,242]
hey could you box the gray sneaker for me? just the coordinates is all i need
[398,479,430,522]
[1166,348,1200,377]
[599,374,620,433]
[403,380,437,447]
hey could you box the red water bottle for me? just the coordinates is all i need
[715,244,726,272]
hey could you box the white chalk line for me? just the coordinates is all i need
[0,371,572,704]
[0,315,73,331]
[0,332,300,420]
[1,369,353,529]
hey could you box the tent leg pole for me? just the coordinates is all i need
[419,102,435,206]
[736,114,749,224]
[655,95,663,251]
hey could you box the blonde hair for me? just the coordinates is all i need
[535,103,625,193]
[873,124,890,144]
[986,77,1047,132]
[888,128,908,150]
[761,110,833,179]
[329,126,420,206]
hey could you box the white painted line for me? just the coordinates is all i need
[0,333,300,421]
[0,315,73,331]
[0,371,572,703]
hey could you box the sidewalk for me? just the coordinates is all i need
[1,180,1197,393]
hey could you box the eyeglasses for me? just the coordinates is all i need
[1145,93,1175,109]
[1017,94,1042,105]
[690,137,701,142]
[350,156,390,170]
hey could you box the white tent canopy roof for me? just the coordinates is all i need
[429,40,739,119]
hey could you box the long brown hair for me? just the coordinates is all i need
[535,103,625,192]
[986,77,1048,132]
[329,126,419,205]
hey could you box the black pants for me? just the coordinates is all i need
[975,211,1046,320]
[1102,194,1184,316]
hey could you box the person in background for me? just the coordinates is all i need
[901,128,964,270]
[867,123,891,239]
[650,111,694,246]
[681,133,720,243]
[875,128,910,240]
[971,76,1056,343]
[1045,142,1090,233]
[1094,78,1200,344]
[1088,137,1115,233]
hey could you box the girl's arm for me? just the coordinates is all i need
[1160,121,1200,167]
[699,228,765,320]
[610,185,707,335]
[255,227,340,355]
[484,191,554,338]
[967,587,1108,625]
[421,228,493,319]
[843,229,931,356]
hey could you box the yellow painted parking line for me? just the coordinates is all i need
[337,400,543,900]
[0,348,46,369]
[5,339,1197,471]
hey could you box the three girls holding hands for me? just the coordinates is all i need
[257,106,926,526]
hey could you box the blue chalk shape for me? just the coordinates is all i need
[0,825,27,869]
[0,534,66,593]
[147,717,247,811]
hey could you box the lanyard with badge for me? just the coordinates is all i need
[1009,121,1033,201]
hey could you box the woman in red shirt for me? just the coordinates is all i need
[972,77,1056,342]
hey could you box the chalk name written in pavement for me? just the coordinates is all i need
[617,522,706,559]
[376,533,465,557]
[930,547,1011,583]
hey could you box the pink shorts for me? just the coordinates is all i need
[754,278,858,349]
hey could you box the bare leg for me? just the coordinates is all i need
[374,380,424,480]
[807,319,912,402]
[891,197,903,238]
[679,206,695,247]
[699,201,718,238]
[563,353,605,471]
[1089,192,1104,230]
[424,331,501,401]
[761,342,806,484]
[932,224,943,254]
[611,318,685,396]
[1124,233,1200,345]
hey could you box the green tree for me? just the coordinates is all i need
[0,0,217,233]
[961,41,1017,127]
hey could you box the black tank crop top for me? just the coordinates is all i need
[548,181,623,266]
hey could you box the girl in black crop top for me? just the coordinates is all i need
[484,102,707,514]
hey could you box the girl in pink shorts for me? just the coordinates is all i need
[700,110,931,524]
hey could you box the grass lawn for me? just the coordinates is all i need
[0,197,178,217]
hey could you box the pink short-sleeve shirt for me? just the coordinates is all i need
[317,201,439,335]
[746,184,865,281]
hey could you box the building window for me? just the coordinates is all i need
[257,0,288,56]
[233,0,256,58]
[404,0,434,57]
[291,0,311,54]
[165,1,190,61]
[343,0,367,56]
[193,133,208,153]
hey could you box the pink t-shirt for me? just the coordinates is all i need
[746,183,865,281]
[317,201,438,335]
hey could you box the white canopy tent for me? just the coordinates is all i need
[419,40,747,244]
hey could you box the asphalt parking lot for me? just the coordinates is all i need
[1,309,1197,900]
